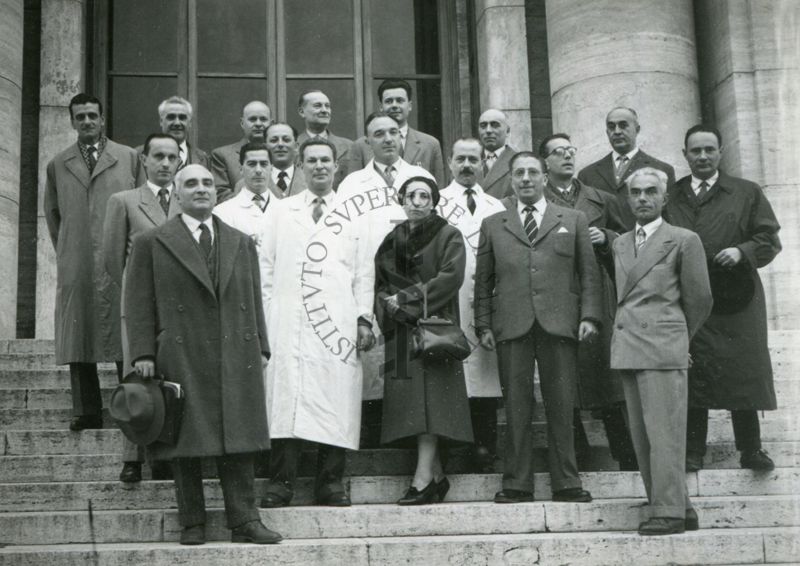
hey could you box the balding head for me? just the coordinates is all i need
[241,101,272,142]
[605,107,640,154]
[478,109,510,152]
[175,164,216,220]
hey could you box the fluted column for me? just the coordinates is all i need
[475,0,532,148]
[35,0,85,338]
[696,0,800,330]
[0,0,24,338]
[545,0,701,176]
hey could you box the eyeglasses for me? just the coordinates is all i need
[546,146,578,158]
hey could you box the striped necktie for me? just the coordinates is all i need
[523,205,538,244]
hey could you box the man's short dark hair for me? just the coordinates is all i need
[377,79,412,101]
[143,133,178,156]
[265,121,299,141]
[684,124,723,148]
[538,133,571,158]
[69,93,103,119]
[239,142,271,165]
[298,138,338,162]
[363,111,399,136]
[509,150,545,172]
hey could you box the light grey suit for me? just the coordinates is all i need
[611,220,712,519]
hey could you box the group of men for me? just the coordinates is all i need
[43,78,781,543]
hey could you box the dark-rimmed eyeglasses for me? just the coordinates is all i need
[546,146,578,158]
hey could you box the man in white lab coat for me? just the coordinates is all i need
[259,138,376,507]
[439,138,506,472]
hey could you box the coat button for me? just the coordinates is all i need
[175,336,183,344]
[240,303,247,311]
[244,333,253,341]
[641,322,648,328]
[531,291,537,296]
[177,305,185,312]
[616,324,623,330]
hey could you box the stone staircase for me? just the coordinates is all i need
[0,334,798,565]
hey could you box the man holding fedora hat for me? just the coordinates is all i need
[124,164,281,545]
[667,124,782,473]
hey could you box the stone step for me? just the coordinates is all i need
[0,527,797,566]
[0,367,118,389]
[0,469,795,513]
[0,495,797,546]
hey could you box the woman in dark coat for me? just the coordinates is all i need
[375,176,473,505]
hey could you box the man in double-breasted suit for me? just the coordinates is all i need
[210,100,271,203]
[540,133,637,471]
[578,107,675,230]
[44,93,139,432]
[264,122,307,198]
[103,133,182,483]
[135,96,209,184]
[296,90,353,189]
[476,109,517,199]
[474,151,601,504]
[125,164,281,546]
[611,167,712,536]
[349,79,445,186]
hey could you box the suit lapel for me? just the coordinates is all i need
[64,145,90,188]
[403,128,421,164]
[157,218,217,298]
[137,185,166,226]
[576,185,604,225]
[215,218,240,296]
[596,154,618,191]
[91,144,118,181]
[483,147,511,189]
[289,195,315,232]
[619,223,677,300]
[501,197,531,247]
[534,204,562,244]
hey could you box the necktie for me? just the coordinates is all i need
[523,205,538,244]
[252,193,267,212]
[198,223,213,258]
[483,152,497,177]
[615,155,629,180]
[399,132,406,159]
[158,188,170,216]
[465,188,476,215]
[697,181,709,199]
[383,165,396,187]
[179,147,186,168]
[87,146,98,173]
[277,171,288,193]
[312,197,324,223]
[635,227,647,254]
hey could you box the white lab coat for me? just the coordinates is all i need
[259,190,374,449]
[438,181,505,397]
[213,187,270,245]
[337,158,434,400]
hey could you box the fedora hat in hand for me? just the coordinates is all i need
[109,371,165,446]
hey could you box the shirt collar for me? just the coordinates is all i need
[635,216,663,240]
[146,180,173,197]
[178,141,189,157]
[374,158,401,175]
[306,129,328,140]
[484,145,506,159]
[613,147,639,162]
[304,190,334,207]
[456,182,483,196]
[399,124,409,139]
[181,213,214,238]
[271,164,294,184]
[241,187,270,207]
[691,171,719,191]
[517,195,547,215]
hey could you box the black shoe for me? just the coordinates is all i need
[494,489,534,504]
[150,461,173,480]
[316,491,351,507]
[260,491,291,508]
[180,524,205,545]
[472,445,495,473]
[618,456,639,472]
[552,487,593,502]
[638,517,685,536]
[119,462,142,483]
[685,452,704,472]
[685,508,699,531]
[740,448,775,471]
[69,414,103,431]
[398,480,439,505]
[231,520,282,544]
[435,476,450,502]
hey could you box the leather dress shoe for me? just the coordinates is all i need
[638,517,685,536]
[472,445,495,473]
[231,520,282,544]
[435,476,450,502]
[494,489,534,504]
[69,414,103,432]
[119,462,142,483]
[685,508,700,531]
[150,461,173,480]
[316,491,351,507]
[740,448,775,471]
[180,524,205,545]
[260,491,291,508]
[685,452,704,472]
[398,480,439,505]
[552,487,593,503]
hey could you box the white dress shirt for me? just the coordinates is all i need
[271,164,295,187]
[146,180,173,199]
[613,147,639,167]
[181,213,214,244]
[634,216,663,245]
[178,141,189,166]
[517,195,547,227]
[690,171,719,195]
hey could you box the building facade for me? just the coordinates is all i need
[0,0,797,339]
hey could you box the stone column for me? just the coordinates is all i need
[475,0,532,149]
[35,0,85,339]
[696,0,800,330]
[0,0,24,338]
[545,0,701,177]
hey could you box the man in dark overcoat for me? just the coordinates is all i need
[44,93,138,431]
[667,124,782,472]
[540,133,637,471]
[125,164,281,545]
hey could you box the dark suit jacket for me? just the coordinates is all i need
[135,143,209,186]
[125,216,270,459]
[297,131,353,189]
[350,127,445,187]
[578,149,675,230]
[611,221,712,370]
[210,138,247,203]
[478,145,517,200]
[474,197,601,342]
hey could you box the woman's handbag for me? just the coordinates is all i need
[410,284,471,362]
